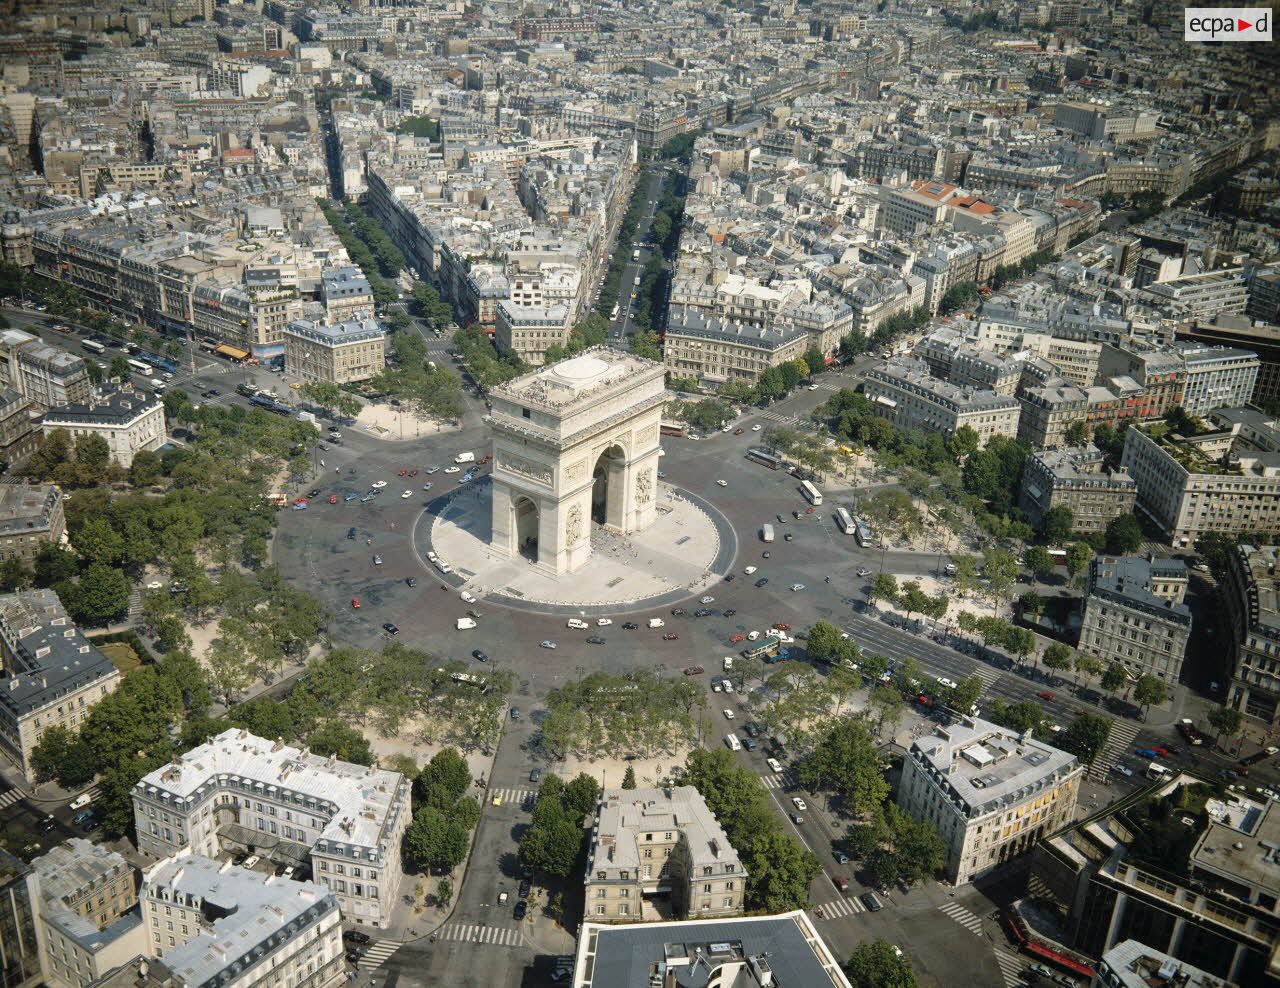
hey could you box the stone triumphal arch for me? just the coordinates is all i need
[488,348,667,576]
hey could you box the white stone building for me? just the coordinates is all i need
[41,388,166,469]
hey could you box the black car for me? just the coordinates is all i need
[343,931,372,946]
[518,880,531,899]
[39,815,57,832]
[585,635,606,645]
[82,819,100,832]
[513,901,527,920]
[406,577,418,587]
[724,608,736,617]
[307,489,321,498]
[347,527,357,540]
[755,578,769,587]
[693,608,713,617]
[472,649,489,662]
[622,622,639,630]
[742,739,757,751]
[382,622,399,636]
[743,723,759,738]
[724,574,734,582]
[860,892,883,912]
[345,948,363,964]
[671,608,687,617]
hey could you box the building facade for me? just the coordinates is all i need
[0,849,39,988]
[283,318,386,385]
[1079,556,1191,686]
[863,358,1021,447]
[585,786,745,923]
[131,730,409,929]
[0,486,64,563]
[662,307,809,387]
[1222,543,1280,725]
[1019,445,1137,533]
[320,266,374,323]
[494,301,573,366]
[41,388,166,470]
[897,715,1081,885]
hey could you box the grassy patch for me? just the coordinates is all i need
[98,642,142,676]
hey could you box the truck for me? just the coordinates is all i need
[761,524,775,543]
[455,617,476,630]
[648,617,665,629]
[454,451,476,464]
[150,378,167,392]
[1177,718,1205,745]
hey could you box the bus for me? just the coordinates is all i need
[1146,761,1172,781]
[745,448,781,470]
[854,517,875,547]
[449,671,488,692]
[740,633,782,661]
[82,340,105,355]
[126,358,151,375]
[660,420,687,438]
[610,303,619,320]
[800,480,823,506]
[835,506,855,535]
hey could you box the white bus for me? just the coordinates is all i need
[800,479,823,506]
[82,340,105,355]
[126,358,151,375]
[1146,761,1172,781]
[854,517,875,547]
[835,505,855,535]
[609,303,619,320]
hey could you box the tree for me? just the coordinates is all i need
[1006,626,1037,668]
[1206,705,1243,747]
[1040,505,1076,545]
[1064,421,1089,446]
[1019,590,1045,622]
[129,449,163,487]
[796,718,889,815]
[746,829,822,912]
[73,517,125,567]
[947,425,979,461]
[1023,545,1054,580]
[0,558,30,592]
[1074,653,1104,689]
[1133,674,1167,720]
[805,621,844,664]
[1104,513,1143,555]
[982,547,1019,613]
[630,328,661,360]
[65,562,130,623]
[109,355,132,379]
[436,878,453,908]
[1101,662,1127,697]
[870,572,898,606]
[207,633,254,706]
[1060,714,1112,765]
[1065,542,1093,585]
[887,803,947,884]
[402,806,470,872]
[563,773,602,820]
[416,747,472,809]
[898,581,931,623]
[74,432,111,475]
[1042,643,1075,682]
[621,765,637,789]
[30,725,73,784]
[845,941,919,988]
[951,675,984,718]
[868,685,904,736]
[308,721,373,766]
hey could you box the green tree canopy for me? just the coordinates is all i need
[795,717,889,815]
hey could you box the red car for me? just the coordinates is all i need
[480,453,492,464]
[832,876,849,893]
[1036,691,1055,702]
[734,428,744,435]
[409,468,419,477]
[351,597,361,609]
[328,495,338,504]
[729,633,746,643]
[772,622,792,632]
[1150,746,1170,758]
[398,468,407,477]
[662,633,679,641]
[683,665,704,676]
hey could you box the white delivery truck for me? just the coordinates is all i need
[762,524,775,543]
[725,733,742,751]
[648,617,665,629]
[454,451,476,464]
[456,617,477,630]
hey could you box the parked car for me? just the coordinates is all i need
[1036,691,1055,701]
[540,640,557,649]
[343,932,372,946]
[683,666,705,676]
[382,622,399,636]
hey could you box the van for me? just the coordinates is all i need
[723,656,734,671]
[566,618,589,630]
[242,855,261,869]
[454,451,476,464]
[761,524,775,543]
[648,618,665,629]
[725,733,741,751]
[456,617,477,630]
[69,794,92,811]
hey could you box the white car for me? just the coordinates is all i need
[790,583,805,592]
[747,630,760,641]
[751,424,762,431]
[808,384,819,391]
[596,618,613,626]
[792,796,807,811]
[766,757,783,773]
[444,466,461,474]
[145,581,163,590]
[566,618,589,630]
[1113,764,1133,776]
[744,565,757,575]
[722,679,735,694]
[856,567,871,577]
[716,479,727,487]
[401,490,413,498]
[460,591,476,604]
[713,681,723,692]
[540,640,557,649]
[700,595,715,604]
[456,617,477,630]
[937,677,957,689]
[422,482,433,491]
[370,480,388,489]
[723,708,735,720]
[658,448,666,456]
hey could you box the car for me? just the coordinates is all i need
[513,901,527,920]
[461,591,477,603]
[1135,748,1160,759]
[401,489,412,498]
[832,876,849,892]
[372,554,382,565]
[360,493,376,503]
[472,649,489,662]
[716,479,727,487]
[146,580,164,590]
[444,466,460,474]
[747,630,760,641]
[835,851,850,865]
[683,666,705,676]
[724,608,736,616]
[350,597,361,609]
[723,708,735,720]
[937,677,957,689]
[528,770,541,786]
[1036,690,1055,701]
[382,622,399,636]
[662,633,679,641]
[784,532,794,541]
[729,633,746,643]
[752,424,762,431]
[772,622,792,632]
[722,679,735,693]
[540,640,557,649]
[586,635,606,645]
[344,931,372,946]
[425,466,439,474]
[1026,963,1056,981]
[370,480,387,489]
[597,618,613,626]
[1150,746,1170,757]
[74,809,94,825]
[755,577,769,588]
[406,577,418,587]
[742,722,758,738]
[567,618,589,630]
[459,473,473,484]
[701,595,716,604]
[767,757,783,772]
[1113,764,1134,777]
[329,494,339,504]
[671,608,687,617]
[518,879,532,898]
[734,427,744,435]
[792,796,807,811]
[790,583,805,592]
[744,566,757,575]
[422,482,433,491]
[39,815,57,833]
[860,892,883,912]
[694,608,713,617]
[856,567,871,577]
[742,738,757,751]
[712,681,723,693]
[622,621,639,630]
[510,708,521,721]
[347,527,357,539]
[762,550,771,559]
[791,813,803,824]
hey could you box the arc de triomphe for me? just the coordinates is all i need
[487,349,667,576]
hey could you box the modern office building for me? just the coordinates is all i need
[1120,409,1280,544]
[1178,316,1280,409]
[283,317,386,385]
[1079,555,1191,686]
[131,729,410,928]
[0,485,64,563]
[1095,938,1239,988]
[0,849,41,988]
[1221,543,1280,725]
[41,388,166,470]
[1030,775,1279,985]
[571,912,853,988]
[0,588,121,781]
[1019,445,1137,533]
[27,840,144,988]
[897,715,1082,885]
[584,786,745,923]
[863,357,1021,447]
[139,853,344,988]
[1172,342,1261,418]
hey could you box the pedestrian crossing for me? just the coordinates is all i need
[760,771,797,790]
[489,788,535,806]
[994,948,1026,988]
[756,410,802,426]
[357,940,399,971]
[0,788,23,810]
[812,895,866,920]
[939,900,984,935]
[436,923,523,947]
[1088,720,1140,783]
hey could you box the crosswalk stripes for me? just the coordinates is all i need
[357,940,400,971]
[814,895,865,919]
[994,948,1026,988]
[939,900,984,935]
[490,788,534,806]
[436,923,523,948]
[0,789,23,810]
[1088,720,1140,783]
[759,772,797,790]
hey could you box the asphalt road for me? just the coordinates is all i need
[611,167,664,341]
